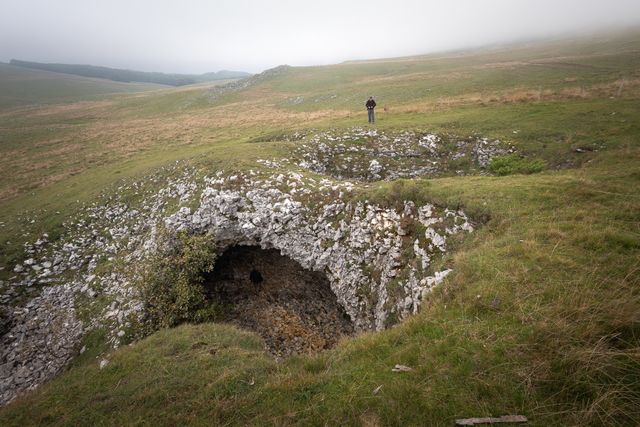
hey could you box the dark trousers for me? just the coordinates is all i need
[367,109,375,123]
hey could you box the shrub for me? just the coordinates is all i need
[358,179,436,208]
[448,155,472,171]
[488,154,546,176]
[138,230,220,330]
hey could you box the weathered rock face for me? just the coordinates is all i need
[163,172,473,331]
[0,307,12,336]
[0,164,199,406]
[204,246,353,358]
[0,143,477,405]
[0,284,82,406]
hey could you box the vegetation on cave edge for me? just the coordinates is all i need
[0,29,639,426]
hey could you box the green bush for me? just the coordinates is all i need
[137,230,220,330]
[357,179,435,208]
[488,154,546,176]
[448,155,472,171]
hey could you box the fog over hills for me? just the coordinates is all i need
[9,59,251,86]
[0,1,639,424]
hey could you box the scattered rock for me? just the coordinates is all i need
[0,154,475,406]
[290,128,513,181]
[391,364,413,372]
[455,415,528,425]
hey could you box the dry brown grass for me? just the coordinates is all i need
[0,93,352,203]
[356,70,472,84]
[0,99,114,119]
[391,78,640,114]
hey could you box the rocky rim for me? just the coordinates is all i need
[0,127,485,406]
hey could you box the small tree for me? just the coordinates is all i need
[138,229,220,330]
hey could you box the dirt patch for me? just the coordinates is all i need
[203,246,354,358]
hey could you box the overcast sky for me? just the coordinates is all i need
[1,0,640,74]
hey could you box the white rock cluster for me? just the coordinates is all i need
[292,127,513,180]
[0,284,82,405]
[0,157,475,406]
[161,171,473,331]
[0,163,200,406]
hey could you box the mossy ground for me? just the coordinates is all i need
[1,30,639,425]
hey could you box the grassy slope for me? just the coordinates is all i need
[0,29,639,425]
[0,63,168,110]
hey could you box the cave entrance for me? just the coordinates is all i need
[203,245,353,358]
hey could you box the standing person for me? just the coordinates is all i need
[366,96,376,124]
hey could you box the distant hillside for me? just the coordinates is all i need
[9,60,251,87]
[0,62,167,109]
[1,29,640,426]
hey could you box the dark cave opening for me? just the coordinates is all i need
[203,245,354,357]
[249,269,263,284]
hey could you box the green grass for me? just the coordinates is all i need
[488,154,547,176]
[1,153,638,426]
[0,63,164,110]
[262,29,640,113]
[1,29,639,425]
[0,324,275,426]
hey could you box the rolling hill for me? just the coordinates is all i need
[0,28,639,426]
[10,59,251,87]
[0,62,166,109]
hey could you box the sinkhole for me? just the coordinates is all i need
[203,245,354,358]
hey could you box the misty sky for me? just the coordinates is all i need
[2,0,640,74]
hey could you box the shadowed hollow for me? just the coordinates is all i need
[203,246,354,358]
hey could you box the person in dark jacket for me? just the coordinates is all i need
[366,96,376,124]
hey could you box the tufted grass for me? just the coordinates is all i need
[1,29,639,425]
[1,149,639,425]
